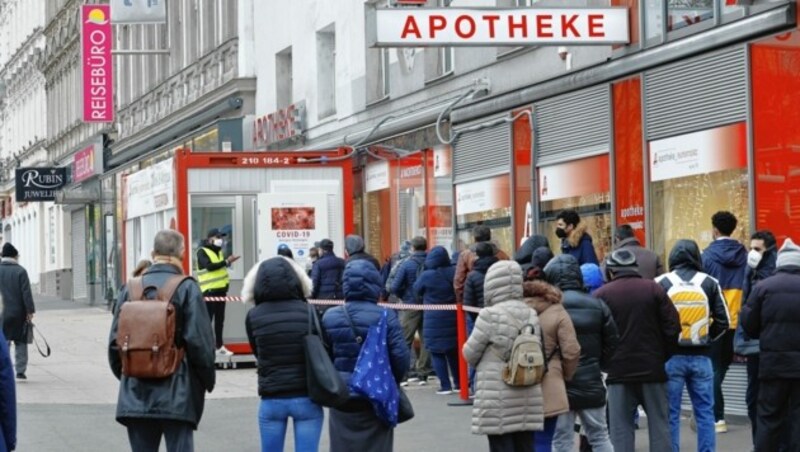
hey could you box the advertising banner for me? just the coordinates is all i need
[81,5,113,123]
[72,145,96,183]
[649,123,747,182]
[366,160,391,192]
[125,158,175,219]
[257,193,329,267]
[538,154,610,202]
[15,167,68,202]
[371,8,630,47]
[110,0,167,24]
[455,175,511,216]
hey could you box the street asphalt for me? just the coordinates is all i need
[15,296,753,451]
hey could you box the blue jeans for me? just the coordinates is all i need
[666,355,715,452]
[533,416,557,452]
[258,397,324,452]
[430,350,460,391]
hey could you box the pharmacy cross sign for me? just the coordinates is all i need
[368,7,630,46]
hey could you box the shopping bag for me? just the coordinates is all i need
[304,305,349,407]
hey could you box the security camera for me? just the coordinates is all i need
[557,47,569,61]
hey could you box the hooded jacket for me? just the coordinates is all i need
[594,269,680,384]
[544,255,619,410]
[413,247,458,353]
[322,260,410,399]
[464,254,500,312]
[524,280,581,418]
[0,330,15,452]
[656,240,730,356]
[0,259,35,343]
[463,261,544,435]
[702,238,747,328]
[108,263,216,428]
[243,257,315,399]
[735,247,777,355]
[454,241,510,303]
[311,251,346,299]
[515,235,550,274]
[741,266,800,379]
[561,222,599,266]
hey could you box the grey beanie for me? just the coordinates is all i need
[777,238,800,268]
[345,234,366,255]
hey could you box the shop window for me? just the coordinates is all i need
[398,154,426,244]
[668,0,714,33]
[537,155,612,262]
[455,175,514,257]
[316,25,337,119]
[276,46,293,109]
[191,206,234,271]
[192,128,219,152]
[427,146,454,250]
[364,160,394,261]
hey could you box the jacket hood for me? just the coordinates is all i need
[543,254,584,291]
[344,234,366,255]
[668,239,703,272]
[483,260,524,306]
[567,222,591,248]
[580,264,604,292]
[425,246,451,270]
[342,259,383,302]
[473,255,500,273]
[614,237,642,250]
[523,280,563,314]
[242,256,312,304]
[704,238,747,268]
[514,235,550,265]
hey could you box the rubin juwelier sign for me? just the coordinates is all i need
[15,168,68,202]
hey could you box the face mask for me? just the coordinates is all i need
[213,238,224,248]
[555,228,568,239]
[747,249,763,269]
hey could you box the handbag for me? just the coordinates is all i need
[25,321,50,358]
[303,304,349,408]
[344,307,405,427]
[398,387,415,423]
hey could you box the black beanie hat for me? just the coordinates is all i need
[2,243,18,258]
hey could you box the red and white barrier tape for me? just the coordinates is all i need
[203,295,483,313]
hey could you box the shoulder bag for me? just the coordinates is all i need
[303,304,349,407]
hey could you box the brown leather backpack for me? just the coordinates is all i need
[117,275,188,379]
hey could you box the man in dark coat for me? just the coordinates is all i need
[0,330,16,452]
[310,239,346,300]
[556,210,599,266]
[606,224,664,279]
[109,230,216,451]
[514,234,550,277]
[344,234,381,271]
[544,254,618,452]
[464,242,500,318]
[0,243,35,380]
[741,238,800,452]
[594,249,680,452]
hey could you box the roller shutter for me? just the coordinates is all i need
[534,85,610,167]
[645,46,748,141]
[452,114,512,184]
[71,208,87,302]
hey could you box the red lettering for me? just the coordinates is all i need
[508,14,528,38]
[401,16,422,39]
[429,15,447,38]
[561,15,580,37]
[588,14,605,37]
[482,15,500,38]
[536,14,553,38]
[455,15,476,39]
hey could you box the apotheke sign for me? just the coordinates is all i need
[369,8,629,46]
[15,167,68,202]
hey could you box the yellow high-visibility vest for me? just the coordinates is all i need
[197,247,229,293]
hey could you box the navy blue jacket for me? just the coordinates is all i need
[562,233,599,266]
[413,247,458,353]
[311,252,346,299]
[702,238,747,329]
[322,260,410,398]
[390,251,427,304]
[463,255,499,311]
[0,330,15,452]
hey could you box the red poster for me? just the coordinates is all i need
[612,77,646,244]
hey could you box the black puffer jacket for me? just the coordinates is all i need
[544,255,619,409]
[515,235,550,276]
[244,257,315,399]
[463,255,499,312]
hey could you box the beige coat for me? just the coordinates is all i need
[463,260,544,435]
[524,280,581,418]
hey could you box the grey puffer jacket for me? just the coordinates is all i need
[108,263,216,428]
[463,260,544,436]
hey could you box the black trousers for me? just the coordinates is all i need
[205,298,226,349]
[746,355,760,442]
[487,432,534,452]
[756,379,800,452]
[711,329,735,421]
[126,419,194,452]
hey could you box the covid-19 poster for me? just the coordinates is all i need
[257,193,329,267]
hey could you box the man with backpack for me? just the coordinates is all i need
[656,240,730,452]
[594,249,680,452]
[109,230,216,452]
[390,236,431,385]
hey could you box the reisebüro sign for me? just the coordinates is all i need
[15,168,68,202]
[369,7,629,46]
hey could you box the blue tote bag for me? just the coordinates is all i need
[343,308,400,427]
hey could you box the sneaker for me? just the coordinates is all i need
[715,420,728,433]
[435,389,452,395]
[407,376,421,383]
[217,346,234,356]
[400,380,410,387]
[417,375,429,386]
[15,373,26,380]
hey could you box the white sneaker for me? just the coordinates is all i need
[715,420,728,433]
[217,346,233,356]
[400,380,410,387]
[435,389,452,395]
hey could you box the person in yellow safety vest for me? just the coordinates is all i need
[197,227,240,356]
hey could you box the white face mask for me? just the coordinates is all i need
[212,238,224,248]
[747,249,763,269]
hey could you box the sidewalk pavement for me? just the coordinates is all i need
[14,297,754,451]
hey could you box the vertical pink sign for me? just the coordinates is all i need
[81,5,113,123]
[73,145,95,183]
